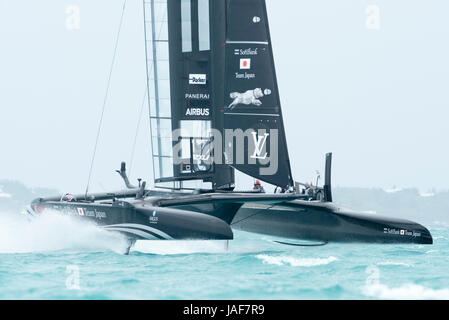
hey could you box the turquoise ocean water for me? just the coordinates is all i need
[0,211,448,300]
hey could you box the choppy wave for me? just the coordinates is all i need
[363,283,449,300]
[0,209,448,299]
[0,192,12,199]
[431,221,449,228]
[0,210,129,254]
[256,254,338,267]
[377,261,411,267]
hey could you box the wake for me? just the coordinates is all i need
[256,254,338,267]
[0,210,129,254]
[133,240,229,255]
[0,210,267,255]
[363,282,449,300]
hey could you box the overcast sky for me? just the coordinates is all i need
[1,0,448,193]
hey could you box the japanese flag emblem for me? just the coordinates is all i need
[240,58,251,69]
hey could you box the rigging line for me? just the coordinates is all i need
[85,0,128,197]
[230,204,277,226]
[128,86,147,176]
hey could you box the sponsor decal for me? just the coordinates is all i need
[240,58,251,69]
[228,88,272,109]
[185,93,210,100]
[250,132,269,160]
[384,228,421,237]
[235,72,255,80]
[185,107,210,117]
[76,207,106,219]
[184,92,211,118]
[95,211,107,219]
[189,74,207,85]
[234,48,259,56]
[33,205,46,213]
[149,210,159,224]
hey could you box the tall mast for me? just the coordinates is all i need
[144,0,235,190]
[143,0,175,187]
[144,0,292,190]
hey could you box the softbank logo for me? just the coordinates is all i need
[189,74,207,85]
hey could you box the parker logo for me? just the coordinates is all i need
[189,74,207,85]
[240,58,251,70]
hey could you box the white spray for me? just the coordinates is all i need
[0,209,129,254]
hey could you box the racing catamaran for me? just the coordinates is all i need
[30,0,433,252]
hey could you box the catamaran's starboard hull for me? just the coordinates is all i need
[232,200,433,244]
[30,199,233,241]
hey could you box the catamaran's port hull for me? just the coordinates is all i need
[232,200,433,244]
[30,199,234,241]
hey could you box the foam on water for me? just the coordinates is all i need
[0,211,266,256]
[132,232,282,255]
[132,240,229,255]
[363,283,449,300]
[377,261,411,267]
[256,254,338,267]
[0,210,129,254]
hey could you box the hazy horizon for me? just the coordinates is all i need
[1,0,448,193]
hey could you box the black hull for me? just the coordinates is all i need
[232,200,433,244]
[31,192,433,245]
[30,199,234,241]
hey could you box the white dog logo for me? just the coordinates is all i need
[228,88,271,109]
